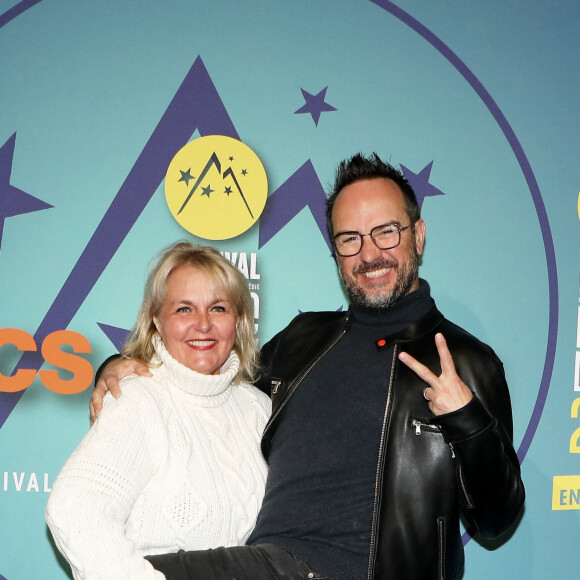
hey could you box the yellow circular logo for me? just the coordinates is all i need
[165,135,268,240]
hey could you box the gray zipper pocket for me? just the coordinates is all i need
[411,418,441,436]
[410,419,455,459]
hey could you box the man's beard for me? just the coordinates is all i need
[339,247,419,310]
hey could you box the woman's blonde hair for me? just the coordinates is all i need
[121,241,258,382]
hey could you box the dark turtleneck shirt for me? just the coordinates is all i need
[248,280,434,579]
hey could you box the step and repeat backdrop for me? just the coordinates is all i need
[1,1,579,578]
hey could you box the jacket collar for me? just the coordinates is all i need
[373,305,444,350]
[345,279,441,346]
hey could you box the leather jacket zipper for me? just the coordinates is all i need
[411,419,441,436]
[437,517,445,580]
[411,419,457,460]
[411,422,474,508]
[454,453,474,509]
[366,344,398,579]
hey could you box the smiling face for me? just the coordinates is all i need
[332,177,426,309]
[153,264,238,375]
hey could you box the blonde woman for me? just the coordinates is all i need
[46,242,270,579]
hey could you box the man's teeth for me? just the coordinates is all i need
[363,267,391,279]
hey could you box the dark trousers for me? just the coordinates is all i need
[146,543,328,580]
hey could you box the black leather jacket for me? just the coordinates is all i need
[256,305,525,580]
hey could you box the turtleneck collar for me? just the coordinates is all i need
[151,335,240,400]
[349,278,434,332]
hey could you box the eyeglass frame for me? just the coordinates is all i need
[333,222,414,257]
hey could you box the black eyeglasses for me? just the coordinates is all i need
[333,223,413,257]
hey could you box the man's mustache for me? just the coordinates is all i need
[352,258,398,275]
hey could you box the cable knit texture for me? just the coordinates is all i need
[46,340,271,580]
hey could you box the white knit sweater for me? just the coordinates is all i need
[46,341,271,580]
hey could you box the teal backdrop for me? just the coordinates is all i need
[0,1,579,578]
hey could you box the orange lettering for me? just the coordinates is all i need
[39,331,93,395]
[0,328,38,392]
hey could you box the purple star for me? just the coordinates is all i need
[294,87,337,126]
[400,161,446,209]
[0,133,53,252]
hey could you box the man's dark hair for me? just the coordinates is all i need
[326,153,421,239]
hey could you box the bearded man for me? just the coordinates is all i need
[92,153,524,580]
